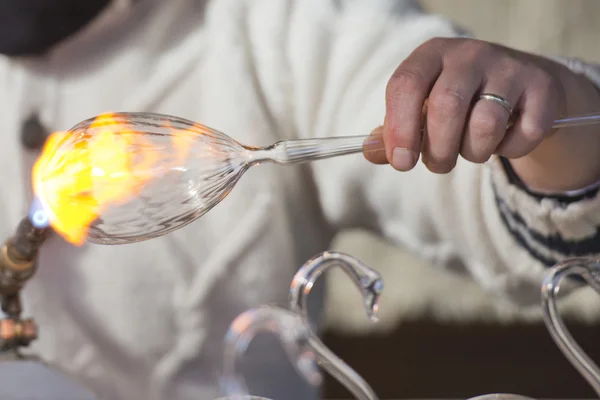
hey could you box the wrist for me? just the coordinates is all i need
[509,58,600,193]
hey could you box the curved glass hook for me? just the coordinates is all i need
[541,258,600,397]
[289,251,383,400]
[218,306,322,400]
[467,394,536,400]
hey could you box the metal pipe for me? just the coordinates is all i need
[11,217,50,261]
[0,218,50,298]
[0,216,50,351]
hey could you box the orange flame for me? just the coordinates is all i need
[32,112,198,246]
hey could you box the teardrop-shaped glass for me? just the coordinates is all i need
[33,112,249,245]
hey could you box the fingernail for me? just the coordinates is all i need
[392,147,416,171]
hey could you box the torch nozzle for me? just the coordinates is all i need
[0,217,50,299]
[0,215,50,348]
[0,215,50,346]
[9,217,50,263]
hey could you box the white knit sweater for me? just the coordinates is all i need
[0,1,599,399]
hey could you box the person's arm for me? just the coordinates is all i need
[504,56,600,194]
[247,0,600,305]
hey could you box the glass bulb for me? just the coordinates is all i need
[33,111,383,246]
[33,112,249,245]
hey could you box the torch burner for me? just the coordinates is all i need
[0,217,50,352]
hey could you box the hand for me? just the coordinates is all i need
[367,37,600,192]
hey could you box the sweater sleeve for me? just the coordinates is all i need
[490,57,600,272]
[248,0,600,305]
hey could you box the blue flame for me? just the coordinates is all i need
[28,197,51,229]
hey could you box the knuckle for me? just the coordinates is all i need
[464,39,495,60]
[497,59,523,81]
[421,37,447,50]
[520,121,546,142]
[535,69,555,87]
[429,89,465,119]
[533,70,559,96]
[387,68,426,97]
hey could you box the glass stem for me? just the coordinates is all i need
[552,112,600,129]
[247,135,384,165]
[244,110,600,166]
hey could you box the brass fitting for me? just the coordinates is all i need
[0,217,50,351]
[0,318,37,350]
[0,242,38,297]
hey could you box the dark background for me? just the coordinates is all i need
[322,320,599,398]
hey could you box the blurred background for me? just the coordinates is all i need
[321,1,600,398]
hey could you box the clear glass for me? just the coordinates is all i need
[541,258,600,397]
[219,306,322,399]
[33,110,600,246]
[467,394,535,400]
[33,112,376,246]
[289,251,384,400]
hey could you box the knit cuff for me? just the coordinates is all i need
[490,156,600,269]
[499,157,600,205]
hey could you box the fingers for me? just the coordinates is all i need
[377,38,561,173]
[363,126,387,164]
[461,72,522,163]
[384,44,442,171]
[495,70,559,158]
[423,66,483,173]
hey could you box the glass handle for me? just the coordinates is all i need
[220,306,322,399]
[289,251,383,400]
[552,112,600,129]
[247,134,385,165]
[258,134,379,164]
[541,258,600,397]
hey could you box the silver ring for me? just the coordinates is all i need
[478,93,513,116]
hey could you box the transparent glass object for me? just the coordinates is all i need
[220,251,383,400]
[468,394,535,400]
[289,251,383,400]
[219,306,322,400]
[34,112,376,245]
[34,110,600,245]
[541,258,600,397]
[288,251,537,400]
[221,251,559,400]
